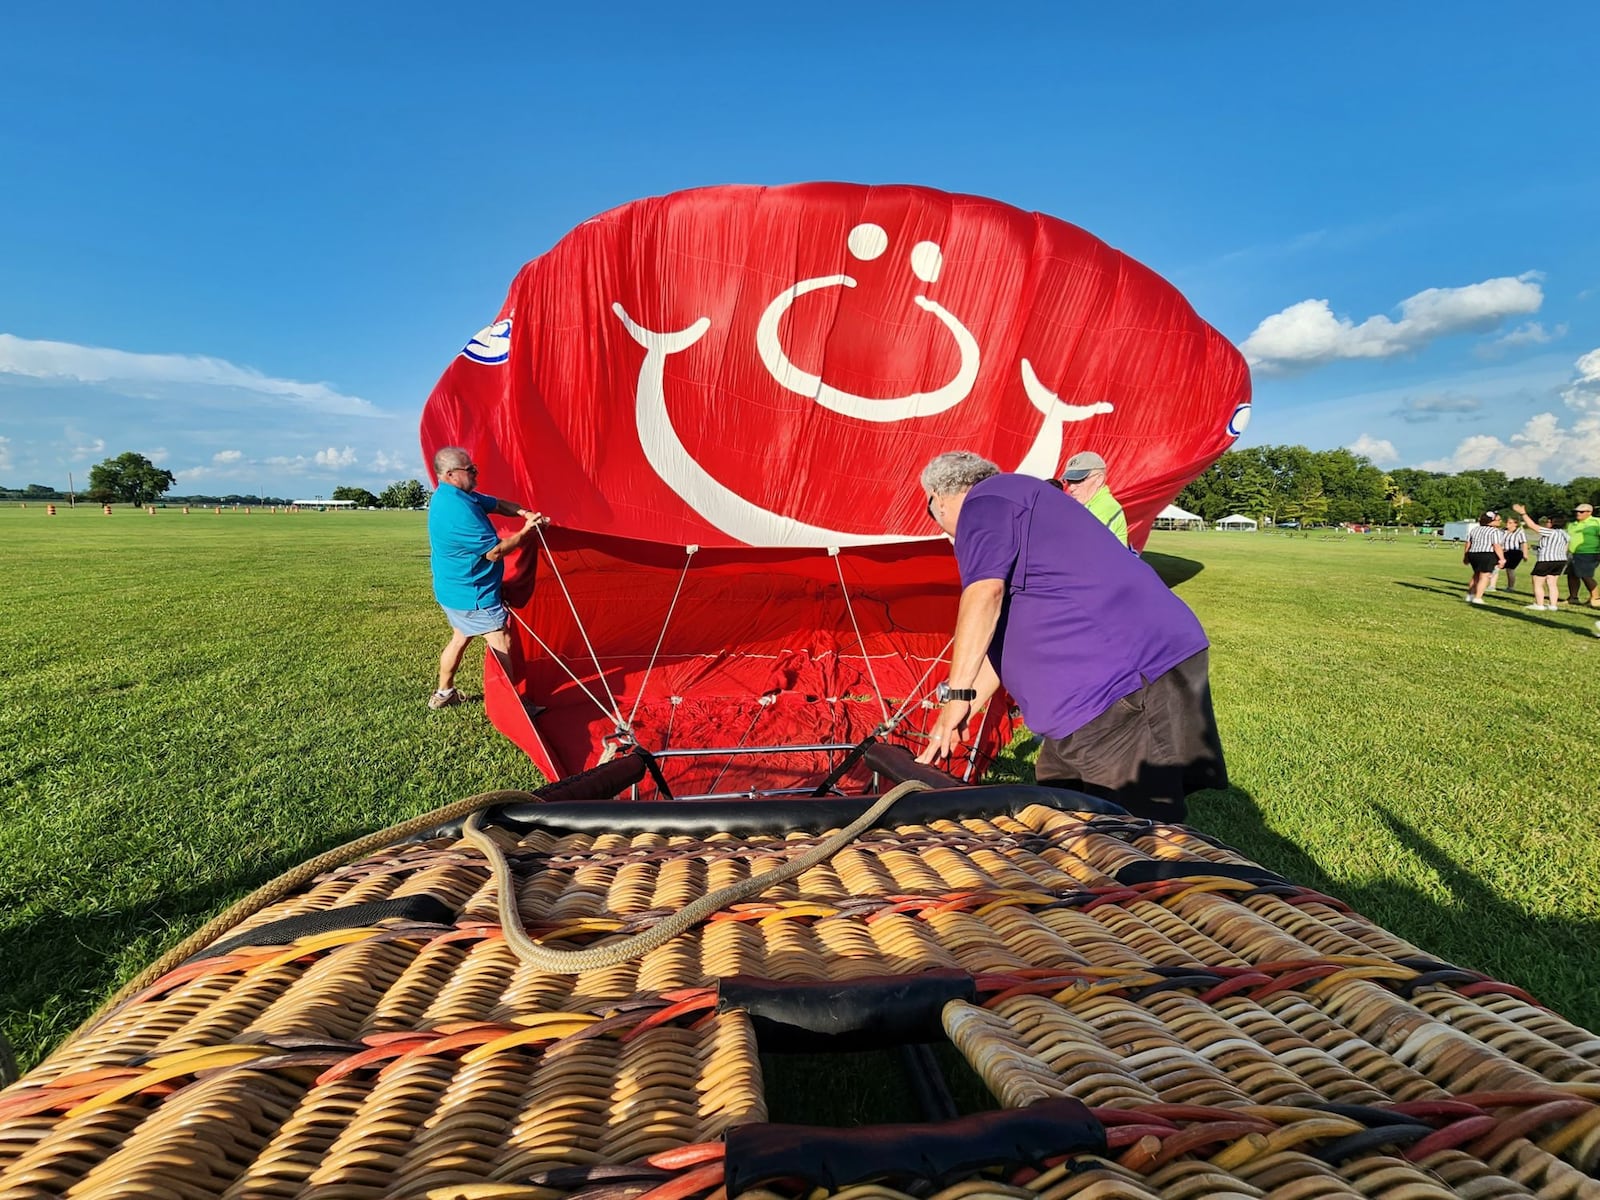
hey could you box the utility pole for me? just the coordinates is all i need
[68,471,76,507]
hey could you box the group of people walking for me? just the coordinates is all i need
[1462,501,1599,611]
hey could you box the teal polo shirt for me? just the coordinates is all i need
[428,483,503,609]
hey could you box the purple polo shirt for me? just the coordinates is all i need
[954,473,1209,739]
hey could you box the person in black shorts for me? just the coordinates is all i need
[1497,515,1526,593]
[1514,504,1568,611]
[1463,511,1504,605]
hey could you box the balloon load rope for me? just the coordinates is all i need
[462,778,933,974]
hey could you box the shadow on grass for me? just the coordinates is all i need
[0,824,383,1074]
[1190,787,1600,1033]
[1393,580,1597,635]
[1143,552,1205,589]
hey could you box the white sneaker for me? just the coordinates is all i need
[1526,603,1547,610]
[1469,596,1486,605]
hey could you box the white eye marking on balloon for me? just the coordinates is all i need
[910,241,943,283]
[756,236,979,423]
[1228,403,1252,436]
[847,223,888,260]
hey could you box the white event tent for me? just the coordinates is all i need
[1216,513,1259,530]
[1153,504,1206,530]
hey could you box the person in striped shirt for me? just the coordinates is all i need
[1462,511,1504,605]
[1495,514,1527,594]
[1513,504,1568,611]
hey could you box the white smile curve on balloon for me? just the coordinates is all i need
[614,294,1115,548]
[756,275,980,422]
[615,302,894,546]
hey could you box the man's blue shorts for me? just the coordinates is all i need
[441,602,509,636]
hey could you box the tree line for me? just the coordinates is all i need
[1177,446,1600,527]
[17,447,1597,526]
[1,452,430,510]
[332,481,428,508]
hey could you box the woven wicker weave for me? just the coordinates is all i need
[2,799,1596,1199]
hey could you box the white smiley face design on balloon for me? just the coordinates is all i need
[614,223,1114,546]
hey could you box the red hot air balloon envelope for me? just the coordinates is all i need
[420,183,1251,796]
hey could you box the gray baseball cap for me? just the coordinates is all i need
[1061,451,1107,481]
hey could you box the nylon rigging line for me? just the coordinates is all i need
[534,525,624,726]
[703,699,771,796]
[508,606,622,727]
[883,635,956,730]
[831,548,891,726]
[624,545,697,730]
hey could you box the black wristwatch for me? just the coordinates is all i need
[936,681,978,703]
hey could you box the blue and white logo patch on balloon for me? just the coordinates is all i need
[1227,403,1252,437]
[461,318,511,364]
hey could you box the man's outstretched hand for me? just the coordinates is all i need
[915,699,972,765]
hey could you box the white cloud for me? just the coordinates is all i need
[1477,321,1568,358]
[1347,434,1398,464]
[1421,348,1600,480]
[65,425,106,460]
[0,435,11,472]
[371,449,413,473]
[0,333,382,416]
[1563,348,1600,410]
[1241,273,1545,370]
[313,446,356,469]
[1494,321,1564,348]
[213,449,244,464]
[1394,392,1482,423]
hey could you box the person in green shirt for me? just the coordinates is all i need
[1062,451,1129,547]
[1566,501,1599,607]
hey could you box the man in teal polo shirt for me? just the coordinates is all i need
[1062,451,1129,547]
[427,445,547,709]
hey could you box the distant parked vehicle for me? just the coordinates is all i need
[1443,521,1475,541]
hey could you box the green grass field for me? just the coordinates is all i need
[2,505,1597,1076]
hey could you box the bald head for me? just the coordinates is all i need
[433,446,472,476]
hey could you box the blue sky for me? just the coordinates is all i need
[1,2,1596,495]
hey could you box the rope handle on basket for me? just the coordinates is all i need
[463,778,933,973]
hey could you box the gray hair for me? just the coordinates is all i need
[433,445,471,475]
[920,451,999,497]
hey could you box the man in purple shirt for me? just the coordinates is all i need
[915,451,1226,821]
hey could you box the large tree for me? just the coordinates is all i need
[378,479,428,509]
[1565,476,1600,510]
[87,452,176,507]
[332,486,381,507]
[1415,474,1486,523]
